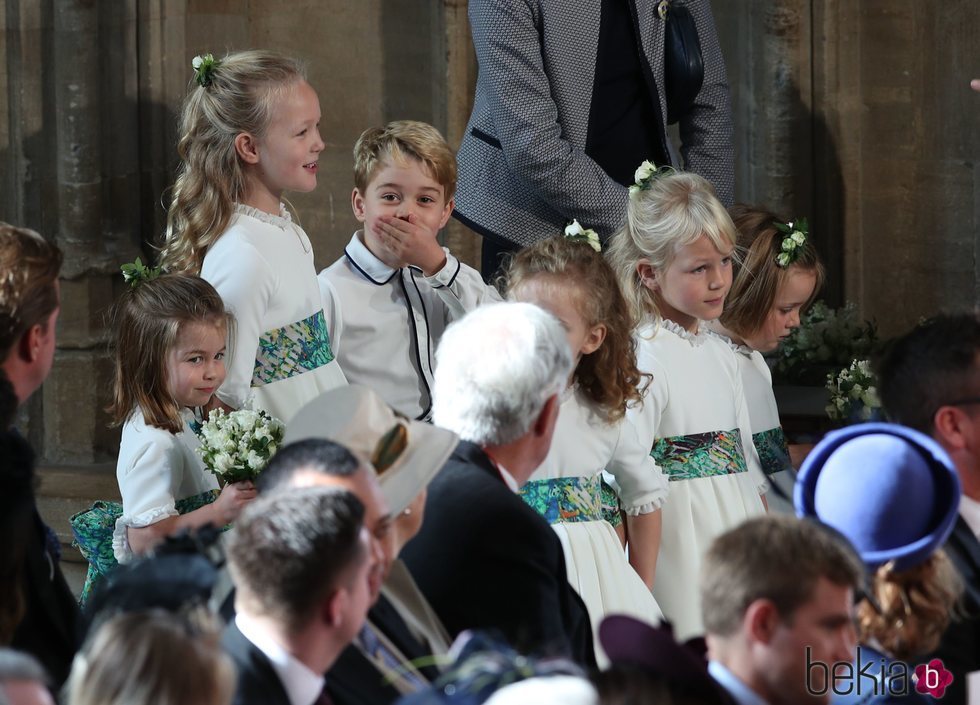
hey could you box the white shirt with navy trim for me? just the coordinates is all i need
[319,231,501,420]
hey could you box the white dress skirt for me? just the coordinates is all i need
[629,319,768,640]
[202,204,347,425]
[519,386,668,666]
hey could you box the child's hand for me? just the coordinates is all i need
[374,214,447,276]
[213,480,257,525]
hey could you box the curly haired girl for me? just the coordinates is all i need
[503,235,666,663]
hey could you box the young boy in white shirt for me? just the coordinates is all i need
[320,121,500,420]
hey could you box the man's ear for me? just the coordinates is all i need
[321,588,347,629]
[533,393,561,439]
[234,132,261,165]
[744,598,781,645]
[934,406,968,451]
[636,259,659,292]
[18,324,42,363]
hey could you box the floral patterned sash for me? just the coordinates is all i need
[251,309,335,387]
[519,475,604,524]
[69,489,219,605]
[752,426,792,476]
[651,429,748,481]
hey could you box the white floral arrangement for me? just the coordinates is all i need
[774,218,809,268]
[564,219,601,252]
[772,301,878,385]
[628,160,658,197]
[195,408,284,485]
[826,359,881,423]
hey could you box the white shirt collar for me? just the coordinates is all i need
[708,661,771,705]
[960,495,980,540]
[497,464,520,493]
[235,613,325,705]
[344,232,398,285]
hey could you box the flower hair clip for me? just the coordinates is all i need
[120,257,162,288]
[564,219,601,252]
[628,159,672,198]
[774,217,809,268]
[192,53,220,88]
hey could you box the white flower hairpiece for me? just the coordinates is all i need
[774,217,809,268]
[563,219,601,252]
[628,159,672,198]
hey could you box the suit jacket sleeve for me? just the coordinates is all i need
[676,0,735,206]
[468,0,630,237]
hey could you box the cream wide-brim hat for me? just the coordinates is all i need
[284,385,459,515]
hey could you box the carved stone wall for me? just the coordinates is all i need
[715,1,980,334]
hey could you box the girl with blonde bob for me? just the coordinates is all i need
[159,50,346,424]
[71,274,254,601]
[606,171,768,640]
[503,235,667,665]
[708,204,825,496]
[66,609,234,705]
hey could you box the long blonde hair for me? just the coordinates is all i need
[606,172,737,323]
[159,51,306,274]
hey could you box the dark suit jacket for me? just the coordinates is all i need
[929,516,980,705]
[400,441,595,666]
[222,622,292,705]
[6,427,80,689]
[326,593,441,705]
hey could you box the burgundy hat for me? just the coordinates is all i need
[599,615,735,703]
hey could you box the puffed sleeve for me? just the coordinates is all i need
[112,425,182,563]
[468,0,631,237]
[318,270,345,356]
[202,240,276,409]
[424,250,503,322]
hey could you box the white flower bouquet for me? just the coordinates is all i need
[196,408,284,485]
[825,359,882,423]
[772,301,878,385]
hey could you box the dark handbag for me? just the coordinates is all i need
[660,0,705,124]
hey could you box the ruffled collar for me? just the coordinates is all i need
[658,318,709,346]
[705,327,754,357]
[233,202,293,229]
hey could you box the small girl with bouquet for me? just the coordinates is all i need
[72,270,254,600]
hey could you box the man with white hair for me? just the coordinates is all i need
[401,302,595,665]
